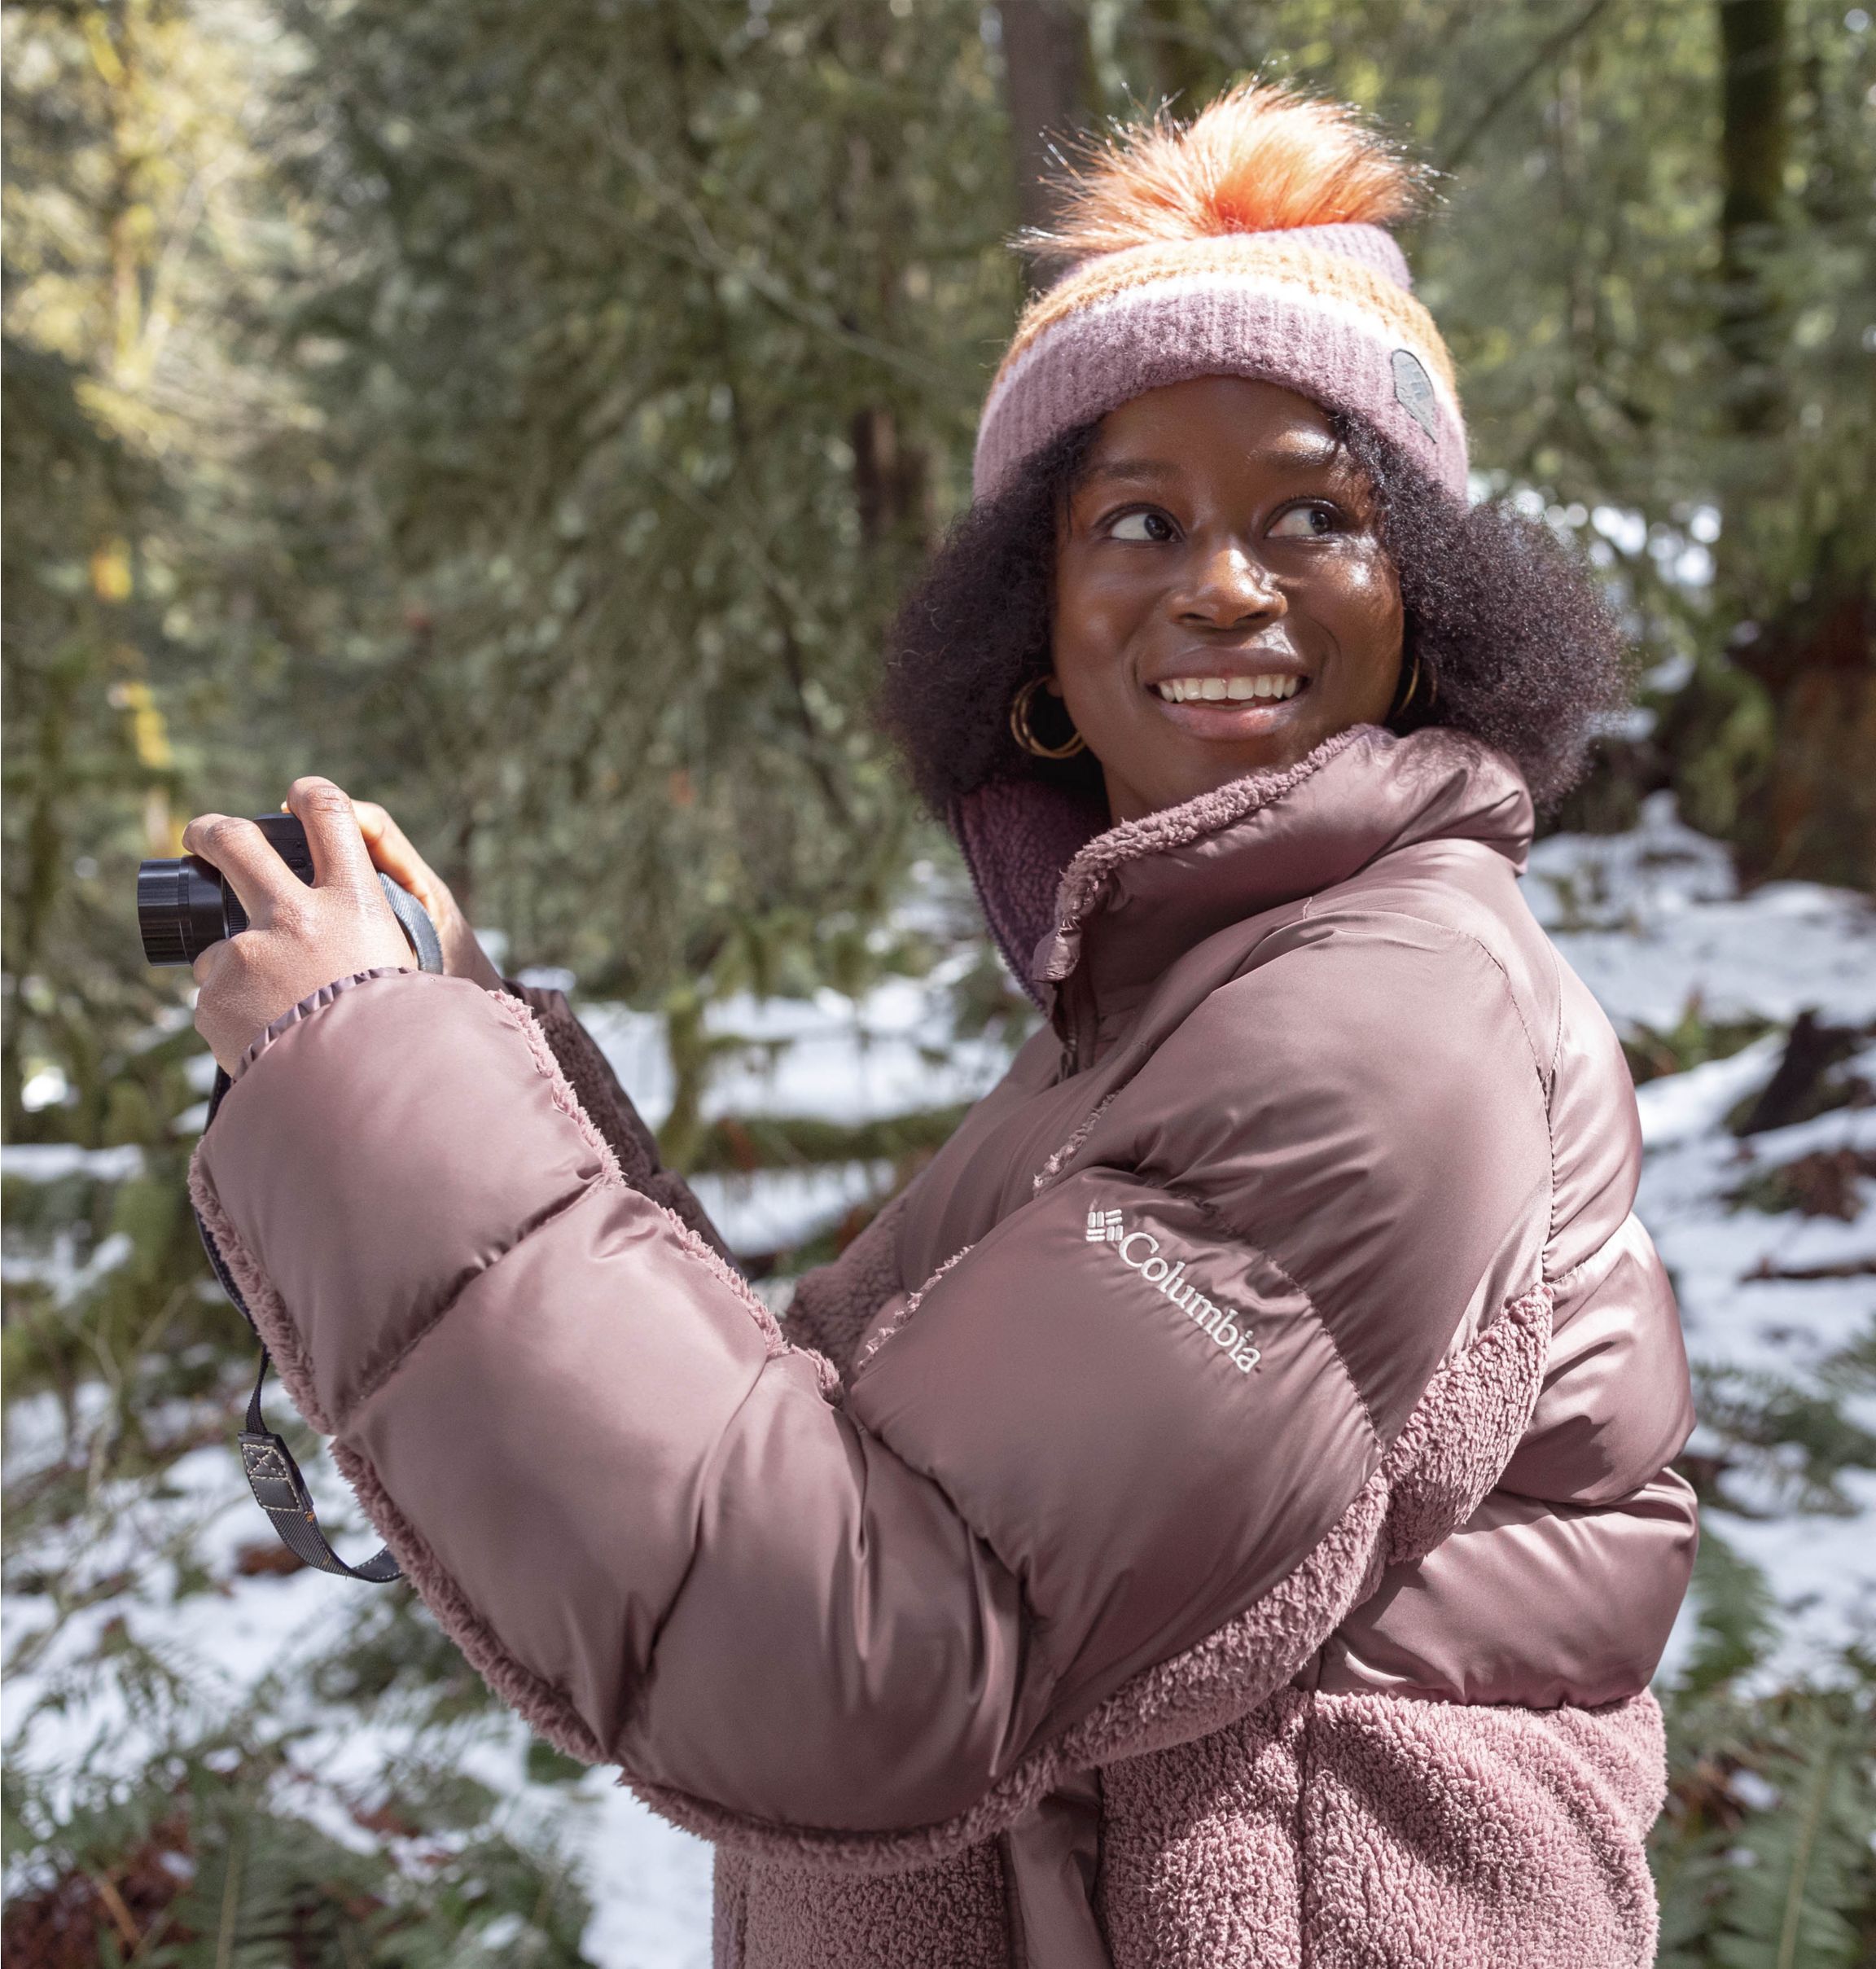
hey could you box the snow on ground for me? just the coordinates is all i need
[1,1414,719,1966]
[568,965,1016,1134]
[6,796,1873,1961]
[688,1161,892,1257]
[1527,793,1876,1028]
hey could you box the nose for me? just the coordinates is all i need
[1174,542,1285,631]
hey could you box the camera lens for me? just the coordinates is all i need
[137,816,420,974]
[138,858,235,967]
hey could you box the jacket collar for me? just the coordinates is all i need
[953,725,1535,1009]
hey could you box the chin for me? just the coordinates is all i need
[1166,727,1326,799]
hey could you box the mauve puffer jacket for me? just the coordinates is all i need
[191,724,1698,1969]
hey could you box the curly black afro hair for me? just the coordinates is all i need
[879,416,1631,817]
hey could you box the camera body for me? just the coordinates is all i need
[138,813,441,972]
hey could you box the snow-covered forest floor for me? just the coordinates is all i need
[5,796,1873,1965]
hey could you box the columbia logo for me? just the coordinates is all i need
[1093,1211,1261,1375]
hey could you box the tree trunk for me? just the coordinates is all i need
[1139,0,1220,112]
[1708,0,1876,887]
[1734,579,1876,888]
[998,0,1094,248]
[1716,0,1786,435]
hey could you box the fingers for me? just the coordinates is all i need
[180,813,300,922]
[286,776,376,892]
[352,798,440,913]
[318,791,501,989]
[351,798,393,849]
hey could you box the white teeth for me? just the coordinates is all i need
[1154,675,1302,704]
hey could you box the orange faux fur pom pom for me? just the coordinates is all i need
[1032,80,1422,262]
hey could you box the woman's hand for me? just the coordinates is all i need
[183,775,505,1074]
[350,796,505,994]
[185,777,414,1073]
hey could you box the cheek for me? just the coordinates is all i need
[1340,546,1403,619]
[1050,559,1149,695]
[1323,550,1404,678]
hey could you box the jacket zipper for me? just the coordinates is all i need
[1060,967,1099,1076]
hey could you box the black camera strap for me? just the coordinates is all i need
[197,1064,401,1581]
[197,1079,404,1584]
[191,1126,401,1583]
[239,1348,402,1582]
[158,840,445,1582]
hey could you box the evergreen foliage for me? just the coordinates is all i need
[1653,1532,1876,1968]
[4,1709,594,1965]
[256,0,1018,1001]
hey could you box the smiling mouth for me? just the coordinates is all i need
[1151,673,1308,704]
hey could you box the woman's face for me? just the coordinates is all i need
[1050,377,1405,822]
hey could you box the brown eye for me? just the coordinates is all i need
[1109,509,1178,543]
[1269,503,1339,540]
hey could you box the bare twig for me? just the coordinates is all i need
[1438,0,1621,174]
[1743,1255,1876,1283]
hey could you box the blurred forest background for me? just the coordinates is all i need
[4,1,1874,1963]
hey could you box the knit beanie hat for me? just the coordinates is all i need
[972,82,1466,505]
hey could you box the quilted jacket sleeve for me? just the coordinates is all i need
[499,980,733,1264]
[189,930,1554,1854]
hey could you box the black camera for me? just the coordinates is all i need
[138,813,442,971]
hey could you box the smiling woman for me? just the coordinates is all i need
[877,76,1632,842]
[180,78,1694,1969]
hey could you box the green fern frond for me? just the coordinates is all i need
[1710,1691,1876,1969]
[1681,1528,1781,1700]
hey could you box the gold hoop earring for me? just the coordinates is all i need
[1010,675,1087,759]
[1389,651,1431,721]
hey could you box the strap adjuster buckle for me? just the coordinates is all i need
[239,1429,314,1518]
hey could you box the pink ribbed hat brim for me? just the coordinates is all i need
[973,226,1468,503]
